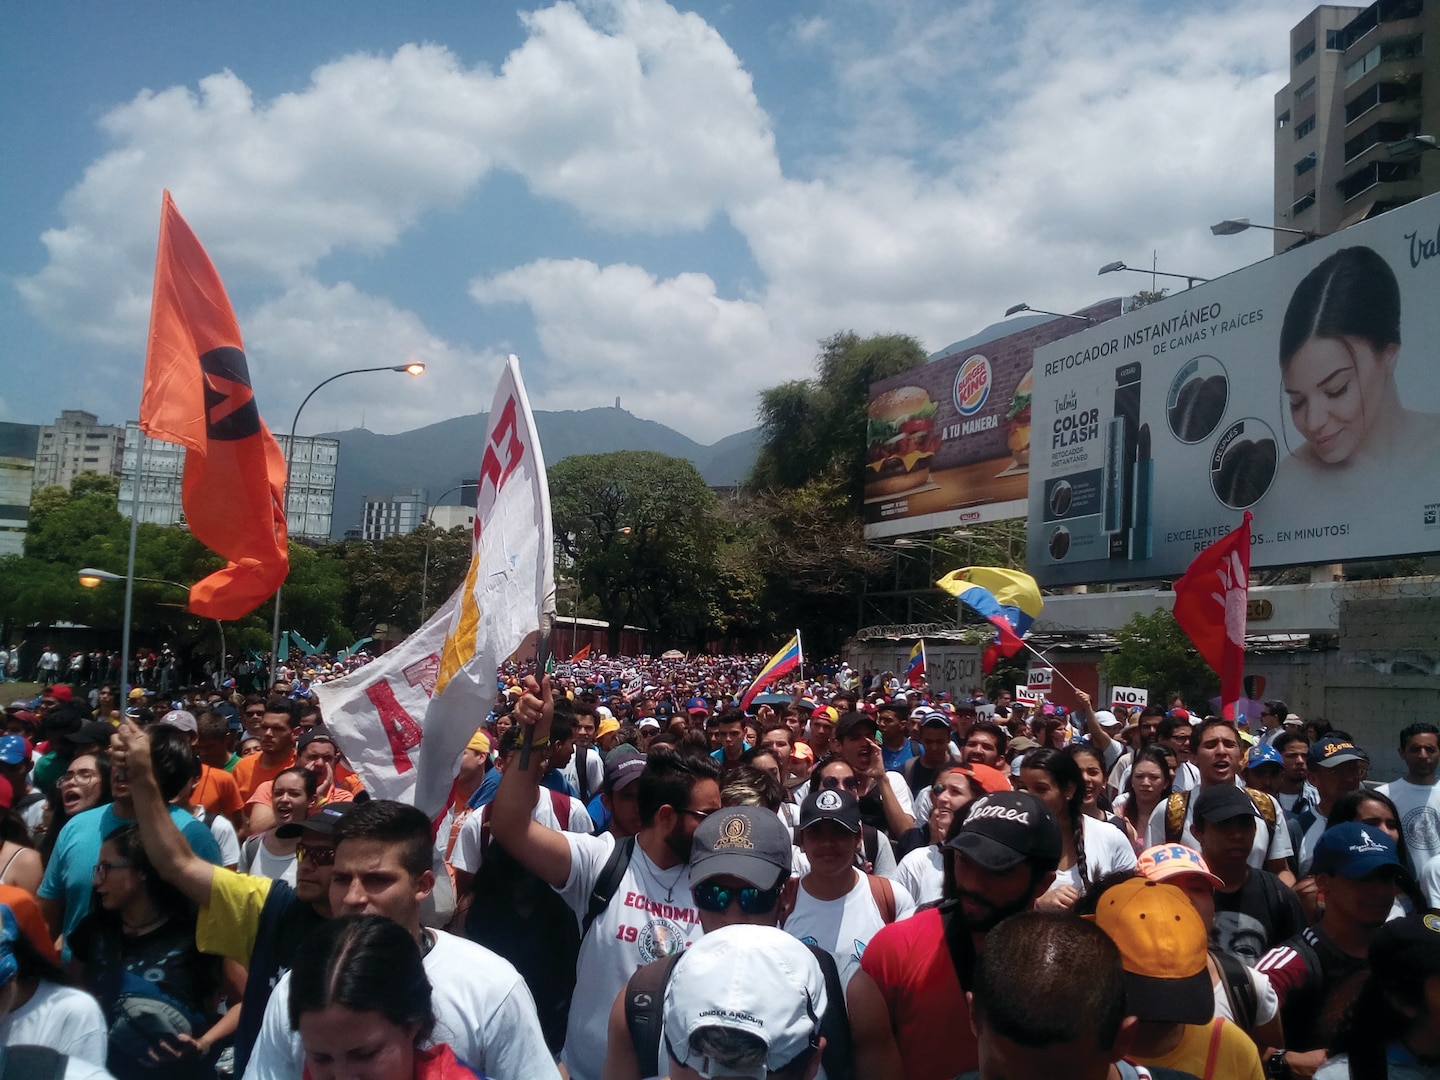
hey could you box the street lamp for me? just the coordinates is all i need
[270,362,427,680]
[1098,261,1209,289]
[1004,303,1092,324]
[1210,217,1316,240]
[77,568,227,690]
[419,482,478,621]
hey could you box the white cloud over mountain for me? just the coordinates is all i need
[16,0,1305,441]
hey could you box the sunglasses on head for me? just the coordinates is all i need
[692,879,784,915]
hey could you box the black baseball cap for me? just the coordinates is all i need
[296,728,337,753]
[1192,784,1261,826]
[66,720,117,747]
[275,802,356,840]
[798,788,861,834]
[689,807,792,889]
[945,791,1062,873]
[834,711,877,741]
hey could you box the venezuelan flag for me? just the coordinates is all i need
[906,640,926,687]
[936,567,1043,673]
[740,632,803,709]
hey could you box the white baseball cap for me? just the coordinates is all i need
[1094,710,1120,729]
[663,925,825,1079]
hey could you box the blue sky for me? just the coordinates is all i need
[1,0,1309,443]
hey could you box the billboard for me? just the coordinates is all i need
[1028,194,1440,587]
[863,302,1122,538]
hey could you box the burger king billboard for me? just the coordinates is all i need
[864,300,1123,538]
[1027,192,1440,587]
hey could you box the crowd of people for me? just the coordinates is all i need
[0,660,1436,1080]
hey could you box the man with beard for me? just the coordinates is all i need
[490,674,721,1080]
[852,790,1061,1080]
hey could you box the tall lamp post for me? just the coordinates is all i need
[419,482,477,621]
[269,362,425,681]
[77,568,227,692]
[1098,261,1210,290]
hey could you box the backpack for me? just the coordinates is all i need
[1211,948,1256,1032]
[1164,788,1277,843]
[464,790,581,1052]
[623,942,855,1080]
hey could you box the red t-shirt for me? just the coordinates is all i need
[858,906,978,1080]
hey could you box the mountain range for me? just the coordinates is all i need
[319,406,760,538]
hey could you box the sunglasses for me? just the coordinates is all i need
[819,775,862,792]
[295,842,336,867]
[692,880,784,915]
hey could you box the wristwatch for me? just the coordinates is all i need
[1265,1050,1291,1080]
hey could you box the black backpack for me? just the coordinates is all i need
[465,809,636,1054]
[622,941,854,1080]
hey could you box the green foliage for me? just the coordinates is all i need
[550,451,722,652]
[1100,609,1218,708]
[751,331,928,502]
[1130,289,1169,309]
[333,525,472,637]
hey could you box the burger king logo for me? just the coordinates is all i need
[954,355,992,416]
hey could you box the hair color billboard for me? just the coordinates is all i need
[1028,193,1440,587]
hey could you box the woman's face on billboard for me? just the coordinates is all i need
[1283,334,1398,464]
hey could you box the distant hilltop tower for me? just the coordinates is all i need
[615,396,621,409]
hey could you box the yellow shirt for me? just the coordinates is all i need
[1133,1018,1264,1080]
[195,866,274,962]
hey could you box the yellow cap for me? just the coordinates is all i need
[467,729,491,754]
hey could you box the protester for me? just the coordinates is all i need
[1114,746,1173,852]
[784,788,916,985]
[1256,823,1416,1075]
[855,790,1062,1080]
[288,915,486,1080]
[1378,722,1440,871]
[958,910,1191,1080]
[1291,735,1370,876]
[1017,748,1136,910]
[489,674,720,1080]
[894,765,982,902]
[807,757,899,878]
[246,801,553,1080]
[0,900,107,1064]
[1313,911,1440,1080]
[237,766,316,883]
[231,698,299,803]
[660,925,827,1080]
[1091,877,1264,1079]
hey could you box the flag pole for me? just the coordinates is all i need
[796,629,804,683]
[119,433,149,701]
[1017,639,1083,693]
[519,612,554,770]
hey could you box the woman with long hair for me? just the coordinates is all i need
[1019,748,1136,911]
[289,915,486,1080]
[67,824,243,1080]
[1113,745,1174,851]
[238,766,316,883]
[1325,788,1428,916]
[1317,912,1440,1080]
[1067,743,1139,849]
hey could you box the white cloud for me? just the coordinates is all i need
[245,279,506,436]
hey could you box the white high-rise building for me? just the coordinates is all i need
[32,410,126,491]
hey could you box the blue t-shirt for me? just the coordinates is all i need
[882,741,919,772]
[39,803,224,950]
[467,768,502,809]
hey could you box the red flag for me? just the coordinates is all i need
[140,191,288,620]
[1172,511,1251,721]
[571,644,591,663]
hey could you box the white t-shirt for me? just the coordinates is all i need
[893,846,944,906]
[1378,777,1440,865]
[1211,962,1279,1027]
[556,831,704,1080]
[561,745,605,803]
[782,870,916,988]
[0,980,109,1065]
[240,834,298,885]
[192,806,240,868]
[1146,787,1293,871]
[1274,783,1320,814]
[243,928,553,1080]
[1048,814,1139,896]
[451,788,593,876]
[1417,852,1440,907]
[1173,761,1201,792]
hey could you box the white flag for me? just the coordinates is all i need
[313,590,458,804]
[413,355,554,818]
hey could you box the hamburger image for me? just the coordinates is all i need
[1006,370,1034,466]
[866,385,940,497]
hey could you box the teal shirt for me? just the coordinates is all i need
[38,802,223,955]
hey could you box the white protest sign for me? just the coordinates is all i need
[1111,685,1149,710]
[1026,666,1053,694]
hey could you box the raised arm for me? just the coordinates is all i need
[488,676,575,889]
[1077,690,1114,755]
[111,721,217,908]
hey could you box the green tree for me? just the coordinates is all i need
[1100,609,1218,709]
[751,331,928,502]
[550,451,721,653]
[333,525,472,638]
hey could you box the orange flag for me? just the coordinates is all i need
[571,643,591,663]
[140,191,289,620]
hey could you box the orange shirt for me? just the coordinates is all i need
[193,764,245,818]
[232,750,297,802]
